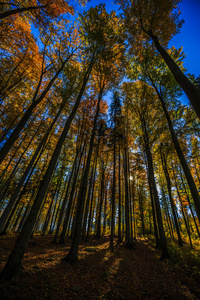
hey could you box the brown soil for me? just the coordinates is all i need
[0,235,200,299]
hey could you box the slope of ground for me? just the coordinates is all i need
[0,235,200,299]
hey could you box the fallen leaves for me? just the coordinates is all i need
[0,235,200,299]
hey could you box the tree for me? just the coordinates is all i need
[0,55,95,281]
[122,80,170,258]
[0,0,76,21]
[117,0,200,119]
[127,46,200,225]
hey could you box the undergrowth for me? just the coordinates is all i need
[147,234,200,279]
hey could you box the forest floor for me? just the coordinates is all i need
[0,235,200,299]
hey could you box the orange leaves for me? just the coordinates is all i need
[117,0,183,48]
[40,0,74,18]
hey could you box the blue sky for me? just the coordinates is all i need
[82,0,200,77]
[78,0,200,105]
[169,0,200,104]
[169,0,200,77]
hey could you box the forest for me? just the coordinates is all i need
[0,0,200,299]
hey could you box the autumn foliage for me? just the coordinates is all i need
[0,1,200,297]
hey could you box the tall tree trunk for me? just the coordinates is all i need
[110,125,116,251]
[0,142,43,235]
[96,162,105,238]
[10,204,24,233]
[147,173,160,248]
[128,152,134,243]
[139,189,145,236]
[59,144,85,244]
[42,166,63,235]
[16,204,30,233]
[123,146,134,249]
[86,164,97,241]
[0,115,19,144]
[160,149,183,247]
[160,184,174,240]
[142,118,169,259]
[0,91,70,232]
[148,32,200,119]
[0,54,73,165]
[172,165,193,248]
[179,168,200,238]
[0,4,48,19]
[117,146,122,243]
[102,184,108,236]
[0,59,94,281]
[153,84,200,224]
[0,124,40,203]
[62,85,104,263]
[0,131,26,183]
[81,163,95,238]
[52,153,78,243]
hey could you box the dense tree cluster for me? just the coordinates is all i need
[0,0,200,281]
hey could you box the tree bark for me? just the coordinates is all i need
[62,86,104,263]
[154,85,200,224]
[147,173,160,248]
[96,162,105,238]
[117,146,122,243]
[0,54,73,165]
[0,4,47,19]
[0,93,68,233]
[123,146,134,249]
[149,32,200,119]
[142,118,169,259]
[59,144,85,244]
[160,149,183,247]
[0,58,94,281]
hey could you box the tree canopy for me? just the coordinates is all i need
[0,1,200,296]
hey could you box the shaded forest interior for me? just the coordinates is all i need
[1,0,200,299]
[1,235,200,299]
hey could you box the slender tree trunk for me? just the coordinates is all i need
[16,204,30,233]
[96,163,105,238]
[0,4,48,19]
[82,161,96,238]
[59,146,84,244]
[86,165,97,241]
[0,142,43,235]
[160,184,174,240]
[117,146,122,243]
[52,154,78,243]
[10,204,24,233]
[42,198,54,235]
[102,185,107,236]
[110,125,116,251]
[0,132,25,183]
[153,84,200,223]
[172,166,193,248]
[50,187,65,234]
[127,152,134,243]
[0,54,73,165]
[139,189,145,236]
[147,173,160,248]
[0,92,69,232]
[179,169,200,238]
[49,186,61,234]
[143,120,169,259]
[0,125,40,203]
[148,32,200,119]
[160,149,183,247]
[123,146,134,249]
[62,86,104,263]
[42,168,63,235]
[0,59,94,281]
